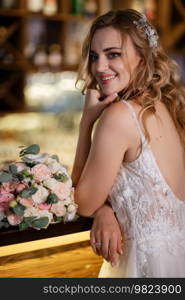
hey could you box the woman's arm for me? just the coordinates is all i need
[75,101,132,217]
[72,89,117,187]
[71,118,93,187]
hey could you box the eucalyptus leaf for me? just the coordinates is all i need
[47,193,58,204]
[12,203,26,216]
[20,187,38,198]
[32,217,49,229]
[24,216,37,226]
[0,172,13,183]
[19,222,29,231]
[19,144,40,156]
[9,164,18,174]
[54,173,69,183]
[15,173,24,181]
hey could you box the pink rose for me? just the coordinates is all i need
[19,197,34,207]
[0,193,15,212]
[16,183,27,193]
[50,201,67,217]
[31,164,52,182]
[7,213,23,225]
[0,201,9,212]
[37,203,51,210]
[44,179,70,200]
[0,182,19,193]
[54,182,70,200]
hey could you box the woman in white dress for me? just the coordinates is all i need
[72,9,185,277]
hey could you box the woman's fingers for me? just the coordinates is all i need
[89,203,123,264]
[100,233,110,261]
[90,229,98,255]
[117,235,124,256]
[108,236,120,266]
[103,93,118,105]
[90,230,110,260]
[90,229,102,256]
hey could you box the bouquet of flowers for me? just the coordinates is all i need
[0,144,78,230]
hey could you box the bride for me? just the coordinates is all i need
[71,9,185,277]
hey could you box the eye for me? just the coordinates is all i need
[107,52,121,59]
[89,53,98,62]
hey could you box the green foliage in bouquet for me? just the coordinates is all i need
[0,144,78,230]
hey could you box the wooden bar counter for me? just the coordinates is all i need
[0,217,103,278]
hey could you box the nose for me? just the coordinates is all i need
[96,55,109,73]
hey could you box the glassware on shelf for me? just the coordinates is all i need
[33,45,48,71]
[43,0,58,16]
[84,0,97,18]
[27,0,44,13]
[48,44,62,71]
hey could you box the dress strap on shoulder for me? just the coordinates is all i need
[121,100,147,145]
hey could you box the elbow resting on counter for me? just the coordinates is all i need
[74,185,100,217]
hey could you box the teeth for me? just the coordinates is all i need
[101,75,115,81]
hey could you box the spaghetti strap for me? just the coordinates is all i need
[121,100,147,145]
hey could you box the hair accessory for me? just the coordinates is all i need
[133,14,158,48]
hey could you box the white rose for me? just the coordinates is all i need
[45,158,62,173]
[32,185,49,204]
[24,207,53,223]
[63,197,72,206]
[43,178,58,191]
[51,201,67,217]
[24,207,39,218]
[65,211,77,221]
[67,203,77,213]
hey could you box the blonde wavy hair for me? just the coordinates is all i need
[76,9,185,151]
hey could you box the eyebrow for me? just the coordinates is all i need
[90,47,122,53]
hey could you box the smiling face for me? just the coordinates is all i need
[90,26,140,96]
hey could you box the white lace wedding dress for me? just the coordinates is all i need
[99,100,185,278]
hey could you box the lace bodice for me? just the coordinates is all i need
[108,100,185,277]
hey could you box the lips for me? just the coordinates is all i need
[99,74,117,85]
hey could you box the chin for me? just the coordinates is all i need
[102,88,121,96]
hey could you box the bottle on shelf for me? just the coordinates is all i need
[48,44,62,71]
[84,0,97,18]
[27,0,44,13]
[43,0,58,16]
[33,45,48,71]
[71,0,84,16]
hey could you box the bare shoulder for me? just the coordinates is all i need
[99,101,133,127]
[95,101,137,144]
[98,101,137,133]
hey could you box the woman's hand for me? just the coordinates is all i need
[81,89,117,126]
[90,203,123,267]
